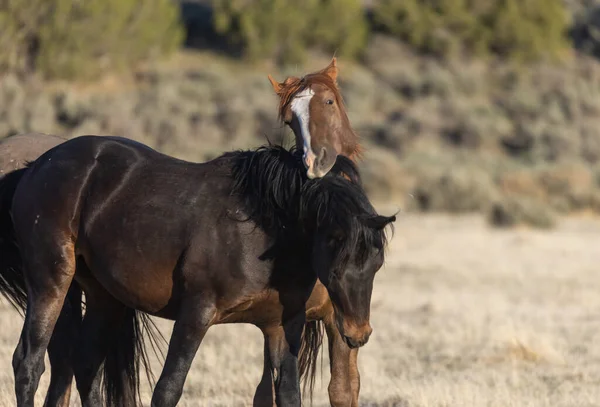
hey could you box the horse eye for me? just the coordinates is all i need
[326,99,334,105]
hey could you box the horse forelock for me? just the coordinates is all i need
[276,73,342,118]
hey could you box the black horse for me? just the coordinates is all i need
[0,136,394,407]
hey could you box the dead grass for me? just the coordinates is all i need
[0,213,599,406]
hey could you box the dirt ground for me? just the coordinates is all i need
[1,213,599,407]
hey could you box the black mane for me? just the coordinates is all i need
[229,145,388,266]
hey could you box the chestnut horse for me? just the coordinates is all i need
[258,58,367,407]
[0,137,393,407]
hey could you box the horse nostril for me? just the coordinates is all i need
[344,335,361,349]
[308,146,336,178]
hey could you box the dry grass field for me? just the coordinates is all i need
[0,212,599,406]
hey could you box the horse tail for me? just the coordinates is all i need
[298,320,325,403]
[102,307,167,407]
[0,168,29,314]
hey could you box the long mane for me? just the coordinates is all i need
[228,145,387,263]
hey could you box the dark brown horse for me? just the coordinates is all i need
[0,58,369,406]
[0,133,164,407]
[0,136,394,407]
[260,58,368,407]
[0,132,80,407]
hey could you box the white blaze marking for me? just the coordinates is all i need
[290,88,316,169]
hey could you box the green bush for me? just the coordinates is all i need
[372,0,570,61]
[213,0,367,65]
[0,0,48,74]
[0,0,183,80]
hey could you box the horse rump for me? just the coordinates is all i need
[0,168,28,313]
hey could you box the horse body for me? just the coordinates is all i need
[20,136,313,320]
[5,135,393,407]
[0,58,377,407]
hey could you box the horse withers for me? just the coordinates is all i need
[0,136,394,407]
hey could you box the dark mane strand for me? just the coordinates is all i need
[229,145,306,240]
[229,145,389,271]
[329,154,362,186]
[300,177,389,273]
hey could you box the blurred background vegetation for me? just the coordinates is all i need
[2,0,600,227]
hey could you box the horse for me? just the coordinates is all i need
[0,132,166,407]
[0,136,395,407]
[0,132,82,407]
[0,58,369,406]
[258,57,369,407]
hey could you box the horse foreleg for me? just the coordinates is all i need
[348,347,360,406]
[151,298,214,407]
[262,311,305,407]
[325,310,359,407]
[253,339,276,407]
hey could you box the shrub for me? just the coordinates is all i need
[37,0,183,80]
[0,0,183,80]
[213,0,367,65]
[359,146,415,206]
[412,167,499,213]
[372,0,570,61]
[570,1,600,58]
[0,0,48,74]
[488,196,556,229]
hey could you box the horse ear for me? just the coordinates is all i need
[360,214,396,230]
[268,74,282,93]
[323,57,338,83]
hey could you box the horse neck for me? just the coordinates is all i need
[337,120,362,162]
[346,140,362,163]
[348,149,360,163]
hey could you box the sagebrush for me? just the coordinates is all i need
[0,0,183,80]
